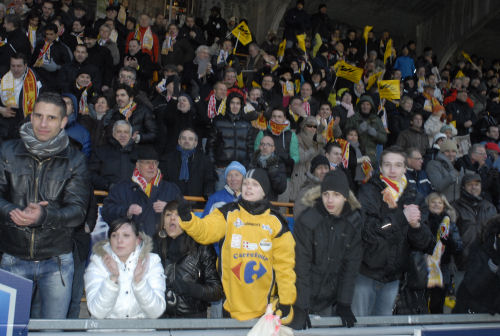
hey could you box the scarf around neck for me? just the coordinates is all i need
[380,174,407,208]
[132,167,162,197]
[20,122,69,159]
[177,145,196,181]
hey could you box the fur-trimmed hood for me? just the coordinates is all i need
[92,232,153,261]
[301,185,361,210]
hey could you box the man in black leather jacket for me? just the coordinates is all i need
[0,92,90,318]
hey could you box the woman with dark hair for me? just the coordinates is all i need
[84,218,166,319]
[155,201,223,317]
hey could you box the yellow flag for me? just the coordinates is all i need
[117,5,127,25]
[383,38,393,64]
[366,71,382,90]
[231,21,252,45]
[277,39,286,58]
[461,51,473,64]
[296,34,306,53]
[363,26,373,44]
[455,70,465,78]
[335,60,364,83]
[312,33,323,57]
[378,80,400,100]
[237,72,244,88]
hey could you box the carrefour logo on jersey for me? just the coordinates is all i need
[232,260,267,284]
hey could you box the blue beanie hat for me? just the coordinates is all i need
[225,161,246,180]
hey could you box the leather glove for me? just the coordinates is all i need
[358,121,368,133]
[288,305,311,330]
[336,303,356,328]
[276,304,294,325]
[177,198,192,221]
[166,290,178,306]
[367,126,377,137]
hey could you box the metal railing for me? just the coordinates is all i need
[26,314,500,335]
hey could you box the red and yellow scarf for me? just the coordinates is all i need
[269,119,290,136]
[76,81,92,115]
[119,101,137,120]
[33,41,51,67]
[380,174,407,208]
[131,167,162,197]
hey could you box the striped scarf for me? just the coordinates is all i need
[131,167,162,197]
[119,101,137,120]
[207,95,226,119]
[427,216,451,288]
[380,174,407,209]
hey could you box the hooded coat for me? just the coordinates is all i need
[84,233,166,319]
[61,93,92,158]
[345,95,387,163]
[294,186,363,313]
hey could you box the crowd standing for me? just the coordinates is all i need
[0,0,499,329]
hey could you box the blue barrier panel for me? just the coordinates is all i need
[0,269,33,336]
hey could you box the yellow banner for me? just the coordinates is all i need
[461,51,472,64]
[296,34,306,53]
[312,33,322,57]
[277,39,286,58]
[378,80,400,100]
[384,38,393,64]
[363,26,373,44]
[335,60,364,83]
[231,21,252,45]
[366,71,382,90]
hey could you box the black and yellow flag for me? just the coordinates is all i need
[231,21,252,45]
[277,39,286,59]
[378,80,400,100]
[366,71,383,90]
[335,61,364,83]
[363,26,373,44]
[296,34,306,53]
[383,38,393,64]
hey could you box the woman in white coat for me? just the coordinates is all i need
[84,218,166,318]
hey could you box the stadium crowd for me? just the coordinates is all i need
[0,0,500,330]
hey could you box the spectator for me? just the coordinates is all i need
[160,128,215,198]
[107,84,157,145]
[293,154,330,218]
[454,144,490,191]
[98,23,120,66]
[202,161,245,217]
[393,46,415,80]
[101,146,181,237]
[123,39,154,92]
[155,202,223,317]
[446,89,476,136]
[0,92,90,318]
[283,0,310,49]
[177,168,297,323]
[424,104,457,147]
[207,92,253,190]
[115,66,154,110]
[426,139,463,202]
[31,23,70,91]
[57,44,100,93]
[203,6,227,46]
[125,14,159,63]
[80,94,111,147]
[396,112,429,155]
[178,15,206,50]
[89,120,135,191]
[453,215,500,314]
[453,173,497,273]
[388,95,413,145]
[254,108,300,179]
[352,146,433,316]
[160,23,194,68]
[84,218,166,318]
[61,93,92,158]
[290,116,326,201]
[422,192,463,314]
[332,90,355,133]
[84,27,113,91]
[324,141,356,190]
[405,147,432,198]
[294,169,362,328]
[248,135,287,201]
[0,14,31,67]
[0,53,41,141]
[345,94,387,164]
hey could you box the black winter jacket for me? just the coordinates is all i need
[452,190,497,269]
[89,138,135,191]
[106,103,158,145]
[160,149,215,198]
[294,187,362,313]
[155,233,223,317]
[248,151,287,201]
[0,139,90,260]
[357,178,433,282]
[207,110,253,167]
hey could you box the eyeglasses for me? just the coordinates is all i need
[306,125,317,129]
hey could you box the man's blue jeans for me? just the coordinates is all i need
[351,273,399,316]
[0,252,74,318]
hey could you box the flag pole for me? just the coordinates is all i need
[233,31,240,54]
